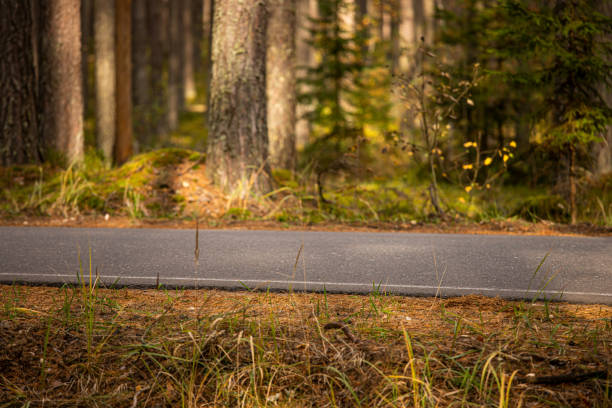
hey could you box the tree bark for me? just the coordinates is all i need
[0,0,42,165]
[147,0,169,138]
[132,0,149,149]
[94,0,116,161]
[82,0,94,120]
[183,0,196,101]
[206,0,271,193]
[267,0,297,170]
[168,0,184,130]
[38,0,84,163]
[204,0,214,116]
[192,0,204,76]
[114,0,132,164]
[295,0,315,150]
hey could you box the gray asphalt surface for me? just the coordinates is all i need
[0,226,610,304]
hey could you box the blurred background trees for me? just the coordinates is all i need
[0,0,610,223]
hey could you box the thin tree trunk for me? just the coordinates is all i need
[192,0,203,76]
[183,0,196,101]
[132,0,149,150]
[114,0,132,164]
[390,0,400,74]
[148,0,168,138]
[204,0,214,115]
[295,0,314,150]
[94,0,116,161]
[82,0,93,120]
[569,145,577,224]
[206,0,271,193]
[38,0,84,163]
[267,0,297,169]
[0,0,41,165]
[168,0,184,130]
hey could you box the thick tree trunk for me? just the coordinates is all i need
[267,0,297,170]
[132,0,149,149]
[183,0,196,101]
[114,0,132,164]
[206,0,271,193]
[94,0,116,161]
[38,0,84,163]
[168,0,184,130]
[0,0,41,165]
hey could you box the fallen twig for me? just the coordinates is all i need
[522,369,608,385]
[323,322,358,343]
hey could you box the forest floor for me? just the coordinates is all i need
[1,147,611,237]
[2,213,611,237]
[1,284,610,407]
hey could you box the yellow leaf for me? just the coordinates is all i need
[483,157,492,166]
[463,142,473,148]
[486,183,491,189]
[462,164,473,170]
[465,185,472,193]
[503,154,509,163]
[509,141,517,148]
[458,197,466,203]
[466,98,474,106]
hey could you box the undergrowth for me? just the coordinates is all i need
[0,283,610,407]
[1,147,610,227]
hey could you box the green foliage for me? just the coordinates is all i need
[493,0,612,148]
[299,0,393,177]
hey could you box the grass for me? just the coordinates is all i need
[1,283,609,407]
[1,145,611,228]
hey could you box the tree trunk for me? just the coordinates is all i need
[82,0,94,120]
[206,0,271,193]
[204,0,214,115]
[114,0,132,164]
[0,0,41,165]
[192,0,204,76]
[183,0,196,101]
[38,0,84,163]
[593,0,612,176]
[132,0,149,149]
[267,0,297,170]
[148,0,168,138]
[569,145,577,224]
[390,0,400,74]
[168,0,184,130]
[94,0,116,161]
[295,0,315,150]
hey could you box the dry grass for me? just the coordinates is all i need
[1,284,610,407]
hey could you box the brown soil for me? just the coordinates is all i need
[1,285,610,407]
[1,215,611,237]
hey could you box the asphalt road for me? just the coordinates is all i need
[0,226,610,304]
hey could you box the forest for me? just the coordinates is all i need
[1,0,611,228]
[1,2,612,406]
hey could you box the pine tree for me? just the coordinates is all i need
[494,0,612,223]
[299,0,392,191]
